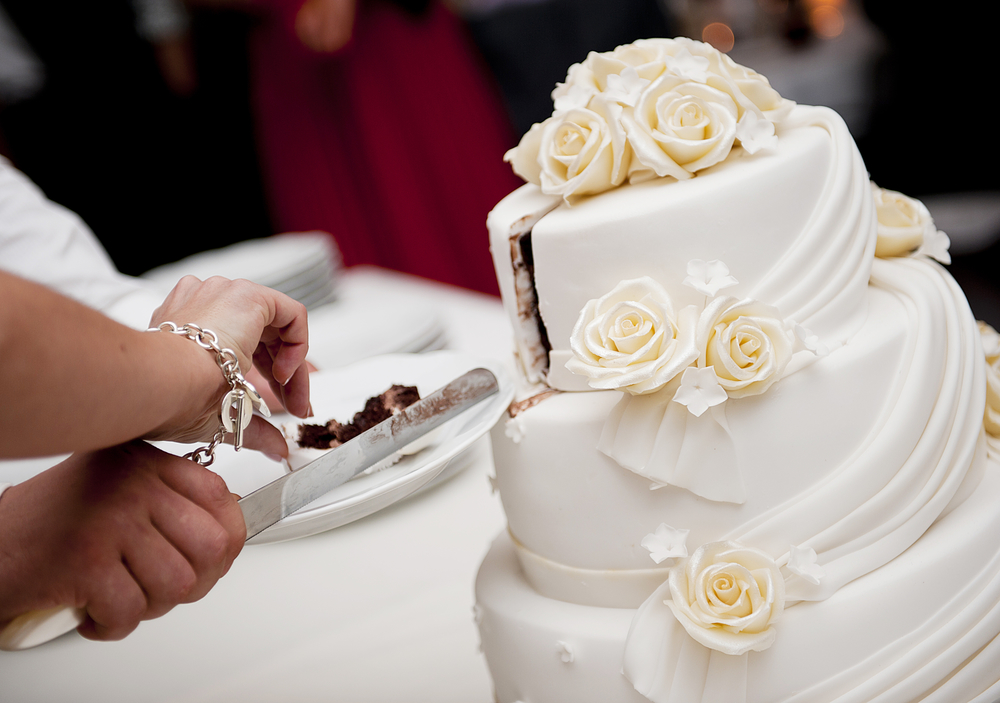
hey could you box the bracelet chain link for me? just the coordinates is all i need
[148,321,270,466]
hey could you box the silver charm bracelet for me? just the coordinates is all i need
[149,322,271,466]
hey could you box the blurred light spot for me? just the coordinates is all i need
[810,5,844,37]
[702,23,735,53]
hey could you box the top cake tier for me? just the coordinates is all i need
[487,38,876,390]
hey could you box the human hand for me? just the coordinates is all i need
[147,276,310,455]
[246,361,318,416]
[295,0,357,52]
[0,442,246,641]
[152,33,198,97]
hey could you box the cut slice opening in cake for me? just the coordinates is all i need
[510,229,552,382]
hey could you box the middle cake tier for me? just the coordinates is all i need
[490,256,985,609]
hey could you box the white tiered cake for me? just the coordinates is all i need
[475,37,1000,703]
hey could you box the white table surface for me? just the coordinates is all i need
[0,266,515,703]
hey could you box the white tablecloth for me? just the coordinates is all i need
[0,266,514,703]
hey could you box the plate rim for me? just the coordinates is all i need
[244,351,513,544]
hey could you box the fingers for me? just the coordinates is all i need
[238,415,290,458]
[77,562,146,642]
[93,446,245,638]
[157,456,246,574]
[259,295,309,389]
[253,334,310,419]
[120,520,198,620]
[280,361,311,419]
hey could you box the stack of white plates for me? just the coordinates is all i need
[141,232,341,309]
[304,297,447,370]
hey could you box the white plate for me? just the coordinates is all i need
[215,351,513,544]
[305,299,444,370]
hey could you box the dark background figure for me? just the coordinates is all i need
[2,0,996,320]
[0,0,272,276]
[461,0,675,137]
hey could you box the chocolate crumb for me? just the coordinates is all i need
[297,385,420,449]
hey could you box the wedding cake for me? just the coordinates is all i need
[474,37,1000,703]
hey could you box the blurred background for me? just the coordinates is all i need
[1,0,997,321]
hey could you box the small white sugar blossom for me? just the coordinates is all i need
[557,640,575,663]
[553,82,596,112]
[504,415,526,444]
[736,110,778,155]
[787,545,825,585]
[641,523,690,564]
[793,323,829,357]
[917,228,952,265]
[672,366,728,417]
[664,47,710,83]
[683,259,739,297]
[603,66,649,107]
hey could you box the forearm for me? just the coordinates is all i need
[0,272,223,457]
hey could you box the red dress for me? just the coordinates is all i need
[248,0,523,296]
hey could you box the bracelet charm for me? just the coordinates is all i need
[149,321,271,465]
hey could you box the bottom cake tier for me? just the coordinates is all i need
[475,453,1000,703]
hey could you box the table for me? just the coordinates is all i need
[0,267,514,703]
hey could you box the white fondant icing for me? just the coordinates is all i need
[489,279,900,574]
[478,458,1000,702]
[482,42,996,701]
[510,530,671,609]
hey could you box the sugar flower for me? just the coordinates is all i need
[672,366,728,417]
[641,523,690,564]
[683,259,739,297]
[787,544,825,585]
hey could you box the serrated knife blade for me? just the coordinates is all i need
[239,366,499,540]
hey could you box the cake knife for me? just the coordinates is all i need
[0,367,499,651]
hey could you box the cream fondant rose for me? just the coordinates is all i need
[626,77,738,181]
[551,42,667,110]
[658,37,786,119]
[716,47,785,114]
[505,102,627,202]
[508,38,789,195]
[696,296,794,398]
[566,277,698,394]
[980,321,1000,436]
[871,183,938,258]
[665,541,785,655]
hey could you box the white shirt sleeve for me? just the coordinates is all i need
[0,156,165,330]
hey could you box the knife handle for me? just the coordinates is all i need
[0,605,85,651]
